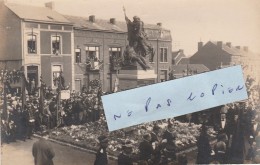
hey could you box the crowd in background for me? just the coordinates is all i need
[0,86,103,144]
[1,69,260,164]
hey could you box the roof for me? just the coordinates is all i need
[178,57,190,65]
[5,3,71,24]
[172,50,187,64]
[211,41,241,56]
[64,15,172,40]
[172,50,181,59]
[64,15,126,33]
[172,64,209,73]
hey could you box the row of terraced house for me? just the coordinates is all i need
[1,1,259,93]
[0,1,172,93]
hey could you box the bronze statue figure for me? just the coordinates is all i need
[123,7,154,70]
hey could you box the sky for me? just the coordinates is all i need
[7,0,260,56]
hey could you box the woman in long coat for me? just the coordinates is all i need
[196,125,212,164]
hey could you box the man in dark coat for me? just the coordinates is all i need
[94,135,109,165]
[138,134,153,162]
[196,125,212,164]
[214,133,227,164]
[49,98,57,128]
[118,142,134,165]
[150,124,162,164]
[228,106,246,164]
[32,137,55,165]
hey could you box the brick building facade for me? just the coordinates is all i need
[65,14,172,92]
[190,41,241,71]
[0,2,74,90]
[1,2,173,92]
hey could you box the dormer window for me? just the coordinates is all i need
[47,16,54,20]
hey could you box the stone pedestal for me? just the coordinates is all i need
[118,65,157,90]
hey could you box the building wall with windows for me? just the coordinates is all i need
[67,15,172,92]
[190,41,241,71]
[1,2,74,90]
[1,2,173,92]
[22,23,73,89]
[73,29,127,92]
[0,1,22,70]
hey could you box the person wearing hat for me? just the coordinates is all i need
[150,124,162,164]
[94,135,109,165]
[196,125,212,164]
[161,133,177,163]
[213,132,227,164]
[138,133,153,163]
[151,124,160,143]
[49,97,57,128]
[32,134,55,165]
[118,141,134,165]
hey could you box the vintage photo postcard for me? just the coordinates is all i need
[1,0,260,164]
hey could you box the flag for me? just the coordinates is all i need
[21,73,26,111]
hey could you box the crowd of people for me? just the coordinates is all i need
[1,69,260,164]
[92,100,260,165]
[0,85,103,144]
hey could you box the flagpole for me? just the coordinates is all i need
[56,70,62,127]
[2,70,8,121]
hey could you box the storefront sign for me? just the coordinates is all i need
[60,90,70,100]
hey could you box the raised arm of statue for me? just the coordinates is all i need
[125,15,131,24]
[123,6,131,24]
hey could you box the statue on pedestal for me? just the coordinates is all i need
[123,7,154,70]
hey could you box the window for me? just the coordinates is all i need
[109,47,121,62]
[75,79,82,92]
[160,48,168,62]
[109,47,121,70]
[160,70,167,82]
[85,46,99,62]
[75,48,81,63]
[27,34,37,54]
[149,47,154,62]
[52,35,61,55]
[52,65,62,88]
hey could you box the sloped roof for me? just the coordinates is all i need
[178,57,190,65]
[172,50,187,64]
[211,41,241,56]
[64,15,172,40]
[172,64,209,73]
[172,50,181,59]
[64,15,126,32]
[6,3,71,24]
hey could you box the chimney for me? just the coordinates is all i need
[110,18,116,25]
[243,46,248,52]
[89,15,95,23]
[226,42,231,48]
[198,42,203,51]
[45,1,55,10]
[217,41,223,48]
[236,46,241,49]
[157,23,162,27]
